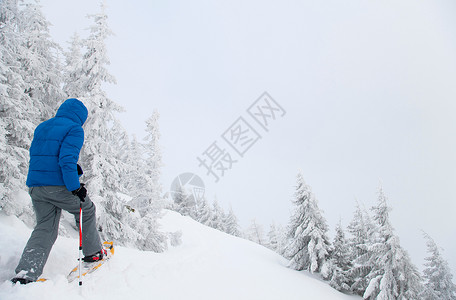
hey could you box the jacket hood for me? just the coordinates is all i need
[56,98,88,125]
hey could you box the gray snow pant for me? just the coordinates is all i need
[15,186,102,281]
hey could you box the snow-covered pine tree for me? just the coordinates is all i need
[347,202,376,295]
[363,186,423,299]
[267,222,287,256]
[76,3,134,245]
[196,197,212,226]
[224,206,241,237]
[285,172,331,273]
[0,0,35,220]
[96,193,141,246]
[267,222,280,252]
[173,184,194,217]
[63,32,85,98]
[245,219,267,246]
[210,198,225,232]
[110,120,131,197]
[142,110,164,214]
[421,232,456,300]
[136,213,168,252]
[326,220,352,292]
[19,0,62,122]
[78,2,120,192]
[124,135,147,199]
[128,112,167,252]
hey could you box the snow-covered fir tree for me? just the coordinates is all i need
[78,2,121,192]
[210,198,226,232]
[285,172,331,274]
[19,0,62,122]
[421,232,456,300]
[0,0,35,220]
[267,223,279,251]
[274,223,288,256]
[347,202,376,295]
[326,220,352,292]
[110,119,130,195]
[224,206,241,237]
[245,219,267,246]
[135,213,168,252]
[267,222,287,255]
[96,101,166,250]
[63,32,84,98]
[363,186,423,299]
[75,3,137,246]
[141,110,164,213]
[2,0,62,223]
[124,135,147,199]
[196,197,212,226]
[173,185,195,217]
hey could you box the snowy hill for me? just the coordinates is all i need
[0,210,359,300]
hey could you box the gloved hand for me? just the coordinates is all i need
[72,183,87,202]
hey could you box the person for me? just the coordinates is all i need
[12,98,105,284]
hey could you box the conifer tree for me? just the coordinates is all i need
[363,187,423,299]
[173,185,194,217]
[125,135,146,198]
[196,197,212,226]
[327,220,352,292]
[285,173,331,273]
[267,223,279,252]
[421,232,456,300]
[76,3,133,245]
[142,110,164,214]
[267,223,287,255]
[20,0,62,122]
[224,206,241,237]
[347,202,375,295]
[136,213,168,252]
[121,117,166,251]
[63,32,84,98]
[210,198,225,231]
[110,120,130,195]
[0,0,34,217]
[246,219,267,246]
[79,2,121,193]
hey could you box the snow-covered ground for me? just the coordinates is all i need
[0,210,359,300]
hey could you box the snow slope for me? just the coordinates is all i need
[0,210,359,300]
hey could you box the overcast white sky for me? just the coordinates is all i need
[38,0,456,273]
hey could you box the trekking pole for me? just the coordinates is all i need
[78,201,83,286]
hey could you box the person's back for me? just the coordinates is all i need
[26,98,88,191]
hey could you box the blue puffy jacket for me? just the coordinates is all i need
[26,98,88,192]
